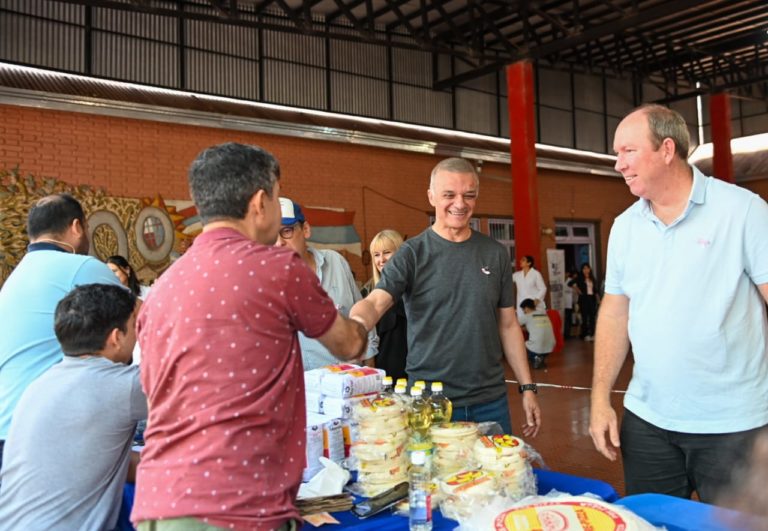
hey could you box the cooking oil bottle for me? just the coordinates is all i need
[429,382,452,425]
[408,386,433,441]
[394,383,410,406]
[378,376,394,400]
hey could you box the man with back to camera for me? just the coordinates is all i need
[590,104,768,503]
[0,283,147,530]
[132,142,368,531]
[275,197,379,370]
[350,157,541,437]
[0,193,124,470]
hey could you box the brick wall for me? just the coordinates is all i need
[0,103,640,288]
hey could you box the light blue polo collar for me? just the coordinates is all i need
[638,165,706,226]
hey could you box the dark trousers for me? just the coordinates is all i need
[579,295,597,337]
[620,409,763,503]
[451,395,512,434]
[564,308,573,338]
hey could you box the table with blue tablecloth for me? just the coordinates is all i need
[121,470,760,531]
[616,493,762,531]
[298,468,619,530]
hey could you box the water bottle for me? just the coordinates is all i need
[408,449,433,531]
[429,382,453,425]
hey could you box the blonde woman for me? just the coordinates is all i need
[369,230,408,381]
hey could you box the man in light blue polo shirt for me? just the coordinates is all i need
[275,197,378,370]
[0,194,124,471]
[589,104,768,503]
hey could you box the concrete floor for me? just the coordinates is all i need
[505,337,634,496]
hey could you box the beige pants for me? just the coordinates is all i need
[138,517,298,531]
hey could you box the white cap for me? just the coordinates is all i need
[410,387,423,397]
[383,376,393,385]
[431,382,443,392]
[411,450,427,465]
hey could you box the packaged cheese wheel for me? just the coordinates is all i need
[492,496,659,531]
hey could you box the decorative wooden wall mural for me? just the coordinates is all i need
[0,168,198,287]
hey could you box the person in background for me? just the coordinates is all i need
[276,197,378,370]
[512,255,547,318]
[576,263,600,341]
[563,269,579,339]
[0,193,124,471]
[132,142,368,531]
[351,157,541,437]
[0,283,146,530]
[518,298,556,370]
[107,255,150,299]
[107,255,148,366]
[590,104,768,504]
[369,229,408,381]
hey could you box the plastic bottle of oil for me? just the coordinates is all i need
[378,376,394,400]
[429,382,453,425]
[394,384,410,407]
[408,386,433,441]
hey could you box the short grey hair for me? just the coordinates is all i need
[636,104,691,160]
[429,158,479,191]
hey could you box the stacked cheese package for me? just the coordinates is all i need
[303,364,384,482]
[430,422,479,477]
[473,434,535,499]
[349,396,409,496]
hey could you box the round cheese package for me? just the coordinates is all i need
[456,494,661,531]
[431,421,479,476]
[473,434,535,499]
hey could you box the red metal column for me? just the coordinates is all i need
[506,60,541,266]
[710,92,734,183]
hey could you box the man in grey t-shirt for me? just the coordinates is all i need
[350,157,541,437]
[0,284,147,530]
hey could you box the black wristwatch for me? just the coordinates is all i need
[518,383,538,394]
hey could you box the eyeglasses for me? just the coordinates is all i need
[279,223,301,239]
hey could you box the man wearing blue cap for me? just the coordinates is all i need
[277,197,378,369]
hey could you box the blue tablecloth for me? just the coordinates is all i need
[616,493,761,531]
[120,468,619,531]
[299,468,619,530]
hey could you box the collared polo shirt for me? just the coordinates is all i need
[298,247,377,370]
[132,228,337,530]
[605,166,768,433]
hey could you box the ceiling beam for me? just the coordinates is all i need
[434,0,705,89]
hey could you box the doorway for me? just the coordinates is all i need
[555,222,598,279]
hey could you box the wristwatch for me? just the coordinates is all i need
[518,383,538,394]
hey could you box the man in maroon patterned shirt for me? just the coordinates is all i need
[132,143,368,531]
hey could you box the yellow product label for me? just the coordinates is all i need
[445,469,486,486]
[371,397,397,409]
[493,501,627,531]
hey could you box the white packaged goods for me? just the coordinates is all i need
[430,422,479,476]
[303,421,324,482]
[349,396,409,496]
[322,393,377,419]
[304,363,361,392]
[305,391,323,414]
[473,434,535,499]
[307,412,345,465]
[320,367,385,398]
